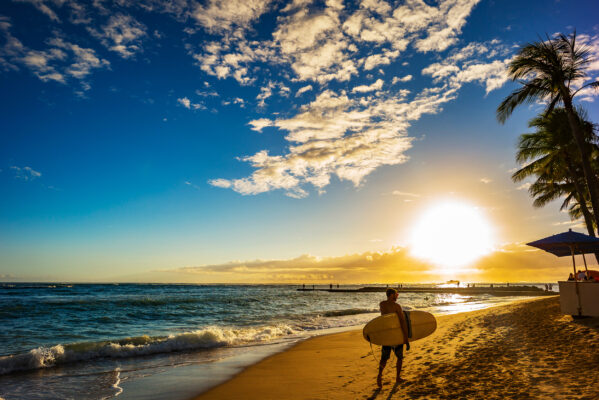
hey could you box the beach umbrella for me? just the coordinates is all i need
[526,229,599,278]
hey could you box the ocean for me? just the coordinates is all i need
[0,283,550,400]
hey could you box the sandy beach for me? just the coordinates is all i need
[195,297,599,400]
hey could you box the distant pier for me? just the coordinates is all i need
[297,285,556,296]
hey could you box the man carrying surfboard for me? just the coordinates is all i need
[377,288,409,387]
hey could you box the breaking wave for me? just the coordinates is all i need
[0,324,297,375]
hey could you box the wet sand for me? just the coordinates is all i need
[194,297,599,399]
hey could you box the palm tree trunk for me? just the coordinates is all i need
[562,96,599,236]
[576,195,599,263]
[565,160,596,236]
[567,176,595,237]
[575,193,595,237]
[565,160,599,263]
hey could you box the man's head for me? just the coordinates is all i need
[386,288,398,301]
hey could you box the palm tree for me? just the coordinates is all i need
[498,31,599,230]
[512,108,599,259]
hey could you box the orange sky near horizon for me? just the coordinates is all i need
[103,242,587,284]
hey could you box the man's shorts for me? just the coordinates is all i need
[381,345,403,361]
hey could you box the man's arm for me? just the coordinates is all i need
[395,304,409,344]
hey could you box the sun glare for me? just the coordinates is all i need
[409,201,494,271]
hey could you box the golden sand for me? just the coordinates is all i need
[195,297,599,399]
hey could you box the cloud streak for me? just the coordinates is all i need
[0,16,109,86]
[159,243,567,283]
[10,165,41,180]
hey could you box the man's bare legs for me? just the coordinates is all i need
[396,356,405,383]
[377,360,386,388]
[377,356,404,387]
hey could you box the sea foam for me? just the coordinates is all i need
[0,324,297,375]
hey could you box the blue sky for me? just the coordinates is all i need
[1,0,598,282]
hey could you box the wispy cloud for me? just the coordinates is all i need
[14,0,60,22]
[177,96,205,110]
[10,166,41,180]
[392,75,413,84]
[88,14,147,59]
[421,40,512,94]
[196,2,515,197]
[352,78,384,93]
[295,84,313,97]
[184,180,201,190]
[192,0,273,34]
[392,191,421,197]
[0,18,109,86]
[159,242,568,283]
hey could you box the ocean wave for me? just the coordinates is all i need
[37,296,206,307]
[1,284,73,289]
[0,324,297,375]
[321,308,378,317]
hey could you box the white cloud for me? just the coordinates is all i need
[14,0,60,22]
[256,81,290,107]
[89,14,147,59]
[49,37,110,80]
[208,178,232,188]
[195,89,219,97]
[1,0,518,199]
[392,75,413,84]
[392,191,420,197]
[573,34,599,102]
[480,177,492,184]
[189,0,482,87]
[410,0,482,52]
[177,96,206,110]
[352,78,384,93]
[211,83,465,196]
[192,0,273,33]
[363,50,400,70]
[191,39,276,85]
[10,166,41,180]
[0,18,109,86]
[178,97,191,108]
[296,85,313,97]
[248,118,273,132]
[422,40,511,94]
[454,59,511,94]
[517,182,532,191]
[272,5,357,84]
[256,81,275,108]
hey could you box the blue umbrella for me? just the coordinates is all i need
[526,229,599,277]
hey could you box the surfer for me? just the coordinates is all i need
[377,288,410,387]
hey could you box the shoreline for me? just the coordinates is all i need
[194,296,599,399]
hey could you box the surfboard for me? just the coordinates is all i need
[363,311,437,346]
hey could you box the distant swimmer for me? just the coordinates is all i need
[377,288,410,387]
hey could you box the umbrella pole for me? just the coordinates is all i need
[571,246,577,279]
[582,252,589,276]
[571,246,582,316]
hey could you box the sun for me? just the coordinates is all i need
[409,201,494,271]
